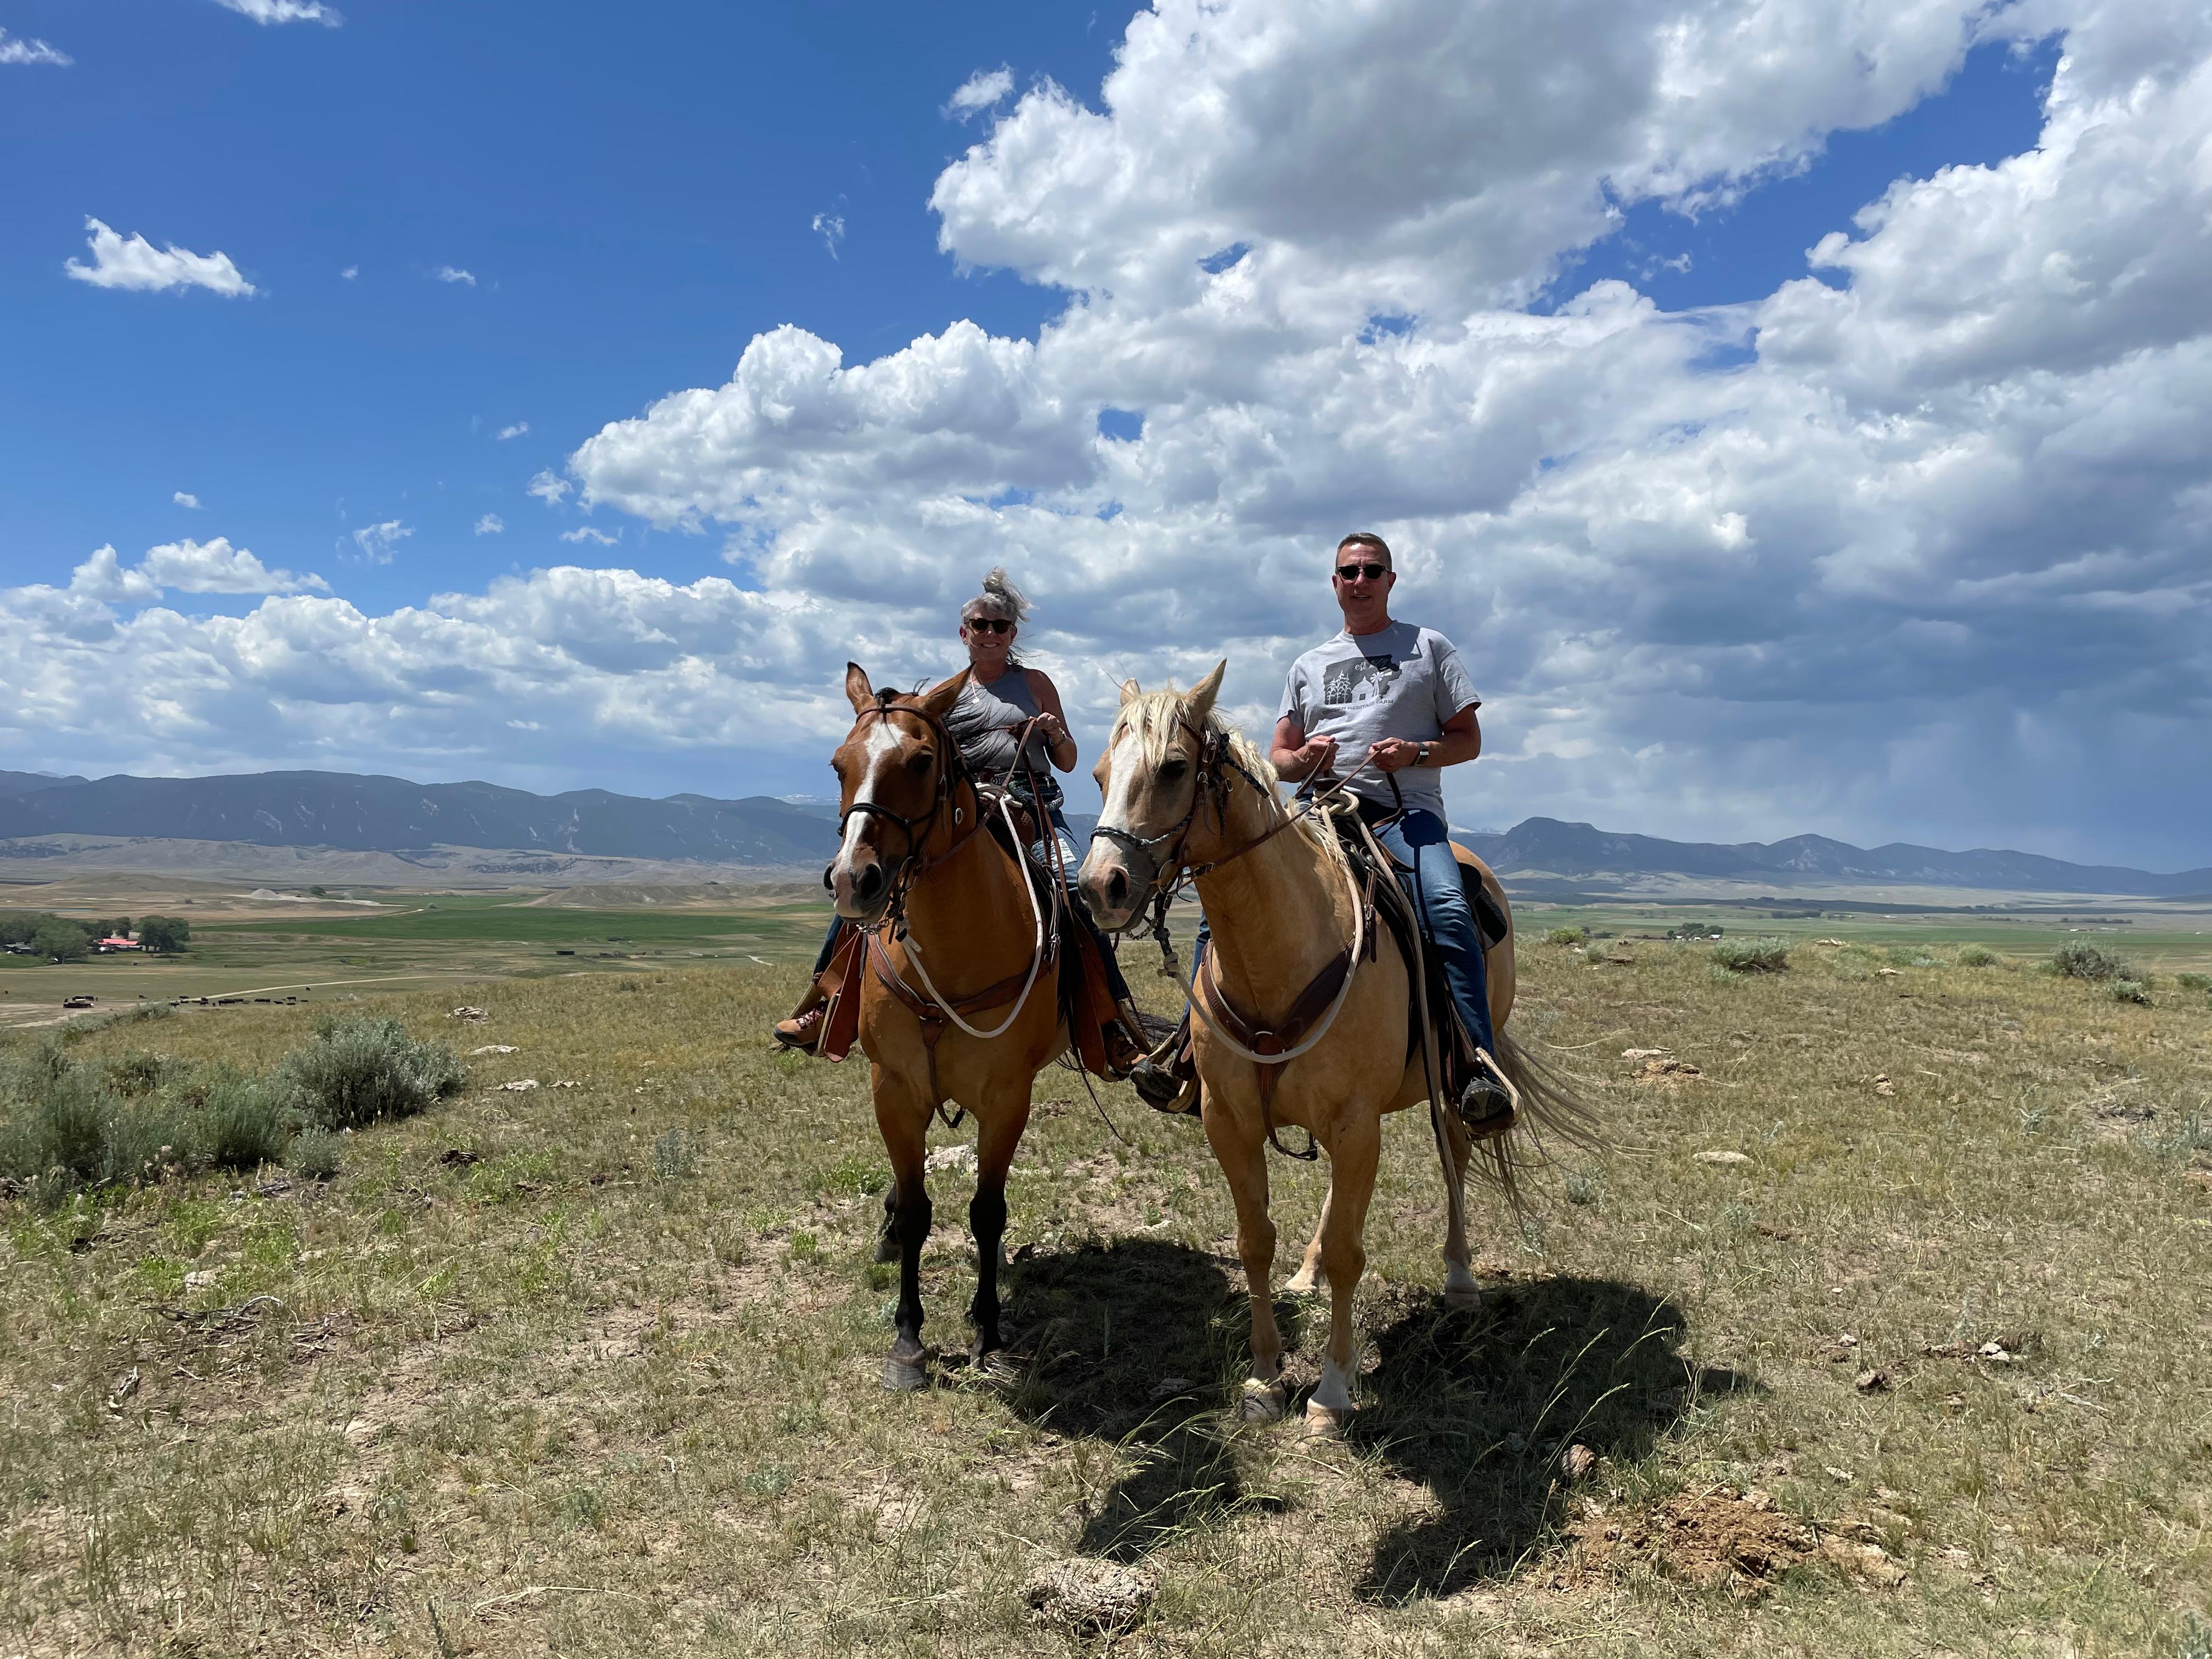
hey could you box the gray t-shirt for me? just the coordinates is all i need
[1277,621,1480,820]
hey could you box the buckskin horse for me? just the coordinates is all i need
[821,663,1078,1390]
[1076,665,1595,1434]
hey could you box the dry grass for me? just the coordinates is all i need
[2,941,2209,1656]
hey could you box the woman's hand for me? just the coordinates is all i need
[1037,712,1072,751]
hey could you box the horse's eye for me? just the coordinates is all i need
[905,749,935,775]
[1159,758,1189,783]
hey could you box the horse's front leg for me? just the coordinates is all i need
[1307,1111,1380,1437]
[966,1089,1031,1358]
[1205,1102,1285,1420]
[872,1066,934,1391]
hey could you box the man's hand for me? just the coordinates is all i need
[1290,734,1339,780]
[1368,737,1421,772]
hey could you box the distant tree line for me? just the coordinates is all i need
[0,912,190,960]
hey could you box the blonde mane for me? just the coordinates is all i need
[1112,683,1347,872]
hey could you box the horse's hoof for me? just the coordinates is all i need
[1283,1272,1322,1297]
[882,1339,928,1392]
[1238,1378,1287,1423]
[882,1356,928,1391]
[1442,1282,1482,1312]
[1303,1400,1353,1439]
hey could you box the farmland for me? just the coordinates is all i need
[2,900,2209,1656]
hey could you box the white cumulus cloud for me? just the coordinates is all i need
[944,67,1013,120]
[527,470,572,506]
[495,421,528,440]
[475,514,505,536]
[811,211,845,261]
[140,537,326,594]
[351,520,412,563]
[559,526,618,545]
[173,492,201,510]
[65,218,255,297]
[0,27,71,64]
[433,266,476,286]
[211,0,341,26]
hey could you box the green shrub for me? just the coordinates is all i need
[104,1051,171,1097]
[2176,972,2211,993]
[1955,944,2000,967]
[1711,937,1789,974]
[2107,979,2151,1006]
[0,1053,190,1196]
[653,1128,703,1180]
[1543,927,1587,946]
[2052,941,2132,981]
[198,1073,293,1171]
[286,1127,345,1181]
[278,1016,465,1131]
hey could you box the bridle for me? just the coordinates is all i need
[830,695,983,922]
[1087,713,1375,916]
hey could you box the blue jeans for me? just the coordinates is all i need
[1375,808,1495,1058]
[1183,807,1493,1057]
[812,805,1130,1002]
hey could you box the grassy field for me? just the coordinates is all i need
[0,890,829,1029]
[2,931,2209,1656]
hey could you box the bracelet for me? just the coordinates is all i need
[1417,743,1432,767]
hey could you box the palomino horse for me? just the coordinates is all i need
[1077,665,1587,1433]
[827,664,1069,1389]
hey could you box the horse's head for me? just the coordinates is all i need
[1077,659,1228,932]
[826,662,970,923]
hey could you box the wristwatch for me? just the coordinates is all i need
[1416,743,1432,767]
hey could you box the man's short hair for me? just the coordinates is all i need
[1336,532,1392,567]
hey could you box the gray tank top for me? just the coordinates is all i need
[947,670,1050,777]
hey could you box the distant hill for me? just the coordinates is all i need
[1453,817,2212,899]
[0,770,839,866]
[0,770,88,797]
[0,771,2202,895]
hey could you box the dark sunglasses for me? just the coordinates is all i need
[964,616,1014,634]
[1335,562,1390,583]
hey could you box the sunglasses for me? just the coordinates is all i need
[964,617,1014,634]
[1335,562,1390,583]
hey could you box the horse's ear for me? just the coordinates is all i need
[844,663,874,714]
[1184,659,1227,723]
[919,668,970,720]
[1118,678,1142,707]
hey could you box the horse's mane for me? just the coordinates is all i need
[1114,684,1347,873]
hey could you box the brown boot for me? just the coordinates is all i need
[772,1000,827,1053]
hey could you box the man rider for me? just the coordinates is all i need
[1130,532,1511,1128]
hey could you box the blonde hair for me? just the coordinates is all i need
[961,567,1031,625]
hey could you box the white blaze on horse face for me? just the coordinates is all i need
[831,718,904,906]
[1079,723,1153,927]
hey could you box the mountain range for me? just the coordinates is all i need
[1,769,2205,898]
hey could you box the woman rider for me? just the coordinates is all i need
[773,568,1146,1070]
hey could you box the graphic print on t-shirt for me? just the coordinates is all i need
[1322,653,1399,706]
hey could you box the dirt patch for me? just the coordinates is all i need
[1563,1485,1815,1596]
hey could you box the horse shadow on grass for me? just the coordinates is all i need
[1346,1275,1758,1602]
[979,1234,1280,1561]
[972,1243,1752,1589]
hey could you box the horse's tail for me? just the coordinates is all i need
[1458,1030,1609,1206]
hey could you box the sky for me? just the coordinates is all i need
[3,0,2208,868]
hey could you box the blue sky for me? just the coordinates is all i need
[4,1,2209,868]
